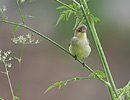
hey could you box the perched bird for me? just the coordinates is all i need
[69,24,91,65]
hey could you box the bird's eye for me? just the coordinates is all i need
[78,29,81,32]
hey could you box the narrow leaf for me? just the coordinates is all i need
[59,81,64,89]
[44,85,55,94]
[22,15,34,18]
[12,25,20,34]
[44,82,59,94]
[57,6,68,9]
[56,14,65,26]
[73,3,77,8]
[13,96,19,100]
[89,14,100,22]
[63,81,68,86]
[72,77,77,81]
[89,70,105,78]
[73,17,84,30]
[66,10,73,21]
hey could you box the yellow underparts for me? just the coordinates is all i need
[69,32,91,59]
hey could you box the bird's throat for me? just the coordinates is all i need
[77,32,87,40]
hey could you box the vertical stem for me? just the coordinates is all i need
[4,62,14,97]
[79,0,118,99]
[16,0,25,25]
[17,43,24,97]
[82,0,109,82]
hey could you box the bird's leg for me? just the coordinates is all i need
[74,55,77,60]
[82,58,86,67]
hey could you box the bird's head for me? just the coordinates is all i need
[75,24,87,38]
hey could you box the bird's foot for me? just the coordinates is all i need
[74,55,77,60]
[82,58,86,67]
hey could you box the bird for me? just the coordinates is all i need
[69,24,91,65]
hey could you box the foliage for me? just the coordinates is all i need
[0,4,8,19]
[89,70,105,78]
[44,70,105,94]
[0,0,129,100]
[115,81,130,100]
[56,0,100,30]
[44,76,93,94]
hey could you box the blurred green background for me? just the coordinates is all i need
[0,0,130,100]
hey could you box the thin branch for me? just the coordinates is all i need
[17,43,24,97]
[16,0,25,24]
[0,19,108,86]
[55,0,77,12]
[3,62,14,97]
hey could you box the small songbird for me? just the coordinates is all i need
[69,24,91,64]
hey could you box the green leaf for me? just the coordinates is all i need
[116,81,130,100]
[89,70,105,78]
[12,25,20,34]
[73,17,80,30]
[72,76,77,81]
[53,82,60,86]
[66,10,73,21]
[44,82,60,94]
[85,8,90,14]
[89,14,100,22]
[22,15,34,18]
[13,96,20,100]
[43,76,94,94]
[63,81,68,86]
[73,16,85,30]
[73,3,77,8]
[69,4,73,8]
[94,17,100,22]
[59,81,64,89]
[56,13,65,26]
[57,6,68,9]
[75,77,80,80]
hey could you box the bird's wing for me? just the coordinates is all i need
[68,36,77,47]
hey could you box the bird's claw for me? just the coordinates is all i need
[82,58,86,67]
[74,55,77,60]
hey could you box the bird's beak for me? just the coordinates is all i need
[82,30,86,33]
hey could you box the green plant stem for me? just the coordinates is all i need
[79,1,118,99]
[117,81,130,100]
[16,0,25,24]
[55,0,117,99]
[82,0,109,83]
[55,0,77,12]
[0,19,108,86]
[17,43,24,97]
[76,58,109,86]
[4,62,14,98]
